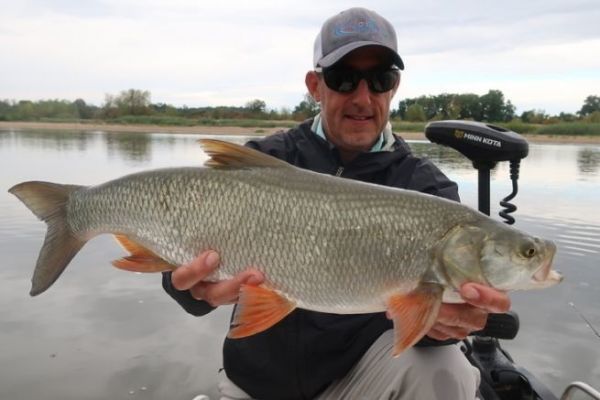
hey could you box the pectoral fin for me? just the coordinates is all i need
[387,282,444,357]
[112,235,177,272]
[228,284,296,339]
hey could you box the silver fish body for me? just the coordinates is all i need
[9,139,562,355]
[67,165,474,312]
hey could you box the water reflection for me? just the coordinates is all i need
[409,141,473,171]
[105,133,154,164]
[577,148,600,175]
[0,129,95,153]
[0,129,599,398]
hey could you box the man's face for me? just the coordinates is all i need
[306,46,400,157]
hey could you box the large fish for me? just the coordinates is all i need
[9,139,562,356]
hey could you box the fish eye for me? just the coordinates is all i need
[519,242,537,258]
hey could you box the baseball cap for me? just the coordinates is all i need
[313,7,404,70]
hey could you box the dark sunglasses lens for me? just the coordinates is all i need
[323,69,357,93]
[323,68,398,93]
[368,70,399,93]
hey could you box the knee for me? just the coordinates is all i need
[399,345,480,399]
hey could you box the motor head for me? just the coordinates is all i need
[425,120,529,168]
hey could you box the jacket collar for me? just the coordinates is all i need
[295,118,413,175]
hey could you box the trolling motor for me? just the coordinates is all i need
[425,120,558,400]
[425,120,528,221]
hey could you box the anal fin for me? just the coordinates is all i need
[112,235,177,273]
[387,282,443,357]
[228,284,296,338]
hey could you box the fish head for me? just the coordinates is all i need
[438,220,562,292]
[478,224,562,291]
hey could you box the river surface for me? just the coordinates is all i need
[0,129,599,399]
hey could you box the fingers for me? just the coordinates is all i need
[171,250,220,291]
[427,325,470,341]
[171,250,265,307]
[436,303,488,332]
[190,268,265,306]
[426,302,488,341]
[460,283,511,313]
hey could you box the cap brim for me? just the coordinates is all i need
[317,41,404,70]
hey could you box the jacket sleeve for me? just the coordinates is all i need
[162,271,216,316]
[407,158,460,202]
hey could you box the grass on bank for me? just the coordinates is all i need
[7,116,600,136]
[110,115,298,129]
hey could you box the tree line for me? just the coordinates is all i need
[0,89,320,122]
[396,91,600,123]
[1,89,598,124]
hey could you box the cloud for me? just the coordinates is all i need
[0,0,598,114]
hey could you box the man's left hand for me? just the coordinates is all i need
[426,283,511,341]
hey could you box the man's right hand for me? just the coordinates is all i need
[171,250,265,307]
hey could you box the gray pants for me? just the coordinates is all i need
[218,330,481,400]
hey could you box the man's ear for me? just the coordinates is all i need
[305,71,321,102]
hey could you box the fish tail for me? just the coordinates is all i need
[8,181,86,296]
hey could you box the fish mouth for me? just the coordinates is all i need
[532,258,563,285]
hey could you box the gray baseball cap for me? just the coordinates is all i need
[313,7,404,69]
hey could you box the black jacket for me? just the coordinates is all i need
[162,119,460,399]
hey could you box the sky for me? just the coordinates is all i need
[1,0,599,115]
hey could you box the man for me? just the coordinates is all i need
[163,7,510,400]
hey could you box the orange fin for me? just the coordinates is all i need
[112,235,177,273]
[228,284,296,339]
[198,139,292,169]
[387,282,443,357]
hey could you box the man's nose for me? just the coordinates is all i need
[351,79,372,106]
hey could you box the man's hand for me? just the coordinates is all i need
[171,250,264,307]
[426,283,511,341]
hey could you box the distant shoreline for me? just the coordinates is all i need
[1,121,600,144]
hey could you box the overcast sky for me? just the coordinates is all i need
[1,0,599,114]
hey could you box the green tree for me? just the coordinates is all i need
[585,111,600,123]
[293,93,320,120]
[15,100,35,120]
[520,109,547,124]
[101,93,119,118]
[455,93,482,120]
[74,98,93,119]
[578,95,600,116]
[503,100,516,122]
[479,90,514,122]
[245,99,267,116]
[0,100,12,120]
[558,112,577,122]
[405,103,427,121]
[395,99,413,119]
[433,93,457,119]
[278,107,292,120]
[100,89,151,117]
[115,89,151,115]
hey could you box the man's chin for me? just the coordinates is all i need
[342,122,378,136]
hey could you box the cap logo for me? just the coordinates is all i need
[334,18,379,37]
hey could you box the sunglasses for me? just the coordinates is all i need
[315,65,400,94]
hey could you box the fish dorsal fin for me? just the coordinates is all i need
[198,139,292,169]
[112,234,177,273]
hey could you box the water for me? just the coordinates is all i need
[0,129,599,399]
